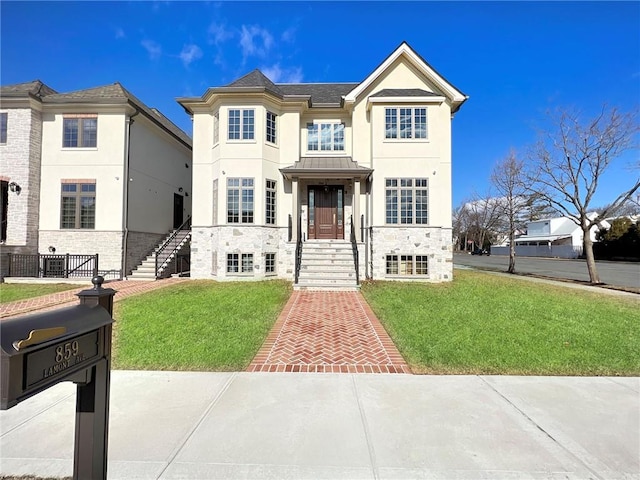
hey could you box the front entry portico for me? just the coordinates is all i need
[308,186,344,240]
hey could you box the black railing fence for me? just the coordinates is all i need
[8,253,99,278]
[294,214,302,284]
[350,215,359,285]
[155,216,191,278]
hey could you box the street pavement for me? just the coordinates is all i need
[454,253,640,291]
[1,371,638,479]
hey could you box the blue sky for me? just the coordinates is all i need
[2,1,638,207]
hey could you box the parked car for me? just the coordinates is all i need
[471,248,490,256]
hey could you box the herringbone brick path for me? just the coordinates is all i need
[0,278,188,319]
[248,291,411,374]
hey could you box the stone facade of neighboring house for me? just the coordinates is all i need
[179,42,467,283]
[0,81,192,279]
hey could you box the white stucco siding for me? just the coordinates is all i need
[279,110,301,166]
[127,114,192,233]
[39,112,126,231]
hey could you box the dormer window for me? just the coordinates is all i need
[307,123,344,152]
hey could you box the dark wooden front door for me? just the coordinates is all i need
[173,193,184,228]
[308,186,344,240]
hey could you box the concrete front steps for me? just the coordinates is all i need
[295,240,359,291]
[128,230,191,281]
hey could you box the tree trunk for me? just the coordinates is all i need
[508,241,516,274]
[583,229,601,284]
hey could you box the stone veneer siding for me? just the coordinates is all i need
[0,108,42,252]
[38,230,124,277]
[125,230,167,276]
[369,226,453,282]
[191,225,294,281]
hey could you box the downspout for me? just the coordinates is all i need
[121,109,139,279]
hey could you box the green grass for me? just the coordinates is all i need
[112,280,291,371]
[361,270,640,376]
[0,283,79,303]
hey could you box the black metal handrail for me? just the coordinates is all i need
[294,214,302,284]
[350,215,359,285]
[7,253,98,278]
[155,216,192,278]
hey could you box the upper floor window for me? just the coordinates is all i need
[63,117,97,148]
[227,178,254,224]
[307,123,344,152]
[61,181,96,229]
[228,109,254,140]
[213,111,219,144]
[266,111,277,144]
[0,113,7,144]
[385,107,427,140]
[385,178,428,225]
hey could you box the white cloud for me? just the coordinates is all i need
[239,25,274,61]
[262,64,303,83]
[281,27,296,43]
[179,44,203,67]
[208,22,233,45]
[141,39,162,60]
[115,27,125,39]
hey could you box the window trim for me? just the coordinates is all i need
[265,179,276,225]
[60,180,96,229]
[62,116,98,149]
[266,111,277,145]
[227,177,254,224]
[306,122,345,153]
[385,254,429,276]
[385,178,429,225]
[384,107,428,141]
[265,252,277,276]
[227,108,255,141]
[226,252,254,275]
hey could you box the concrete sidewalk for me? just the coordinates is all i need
[1,372,637,479]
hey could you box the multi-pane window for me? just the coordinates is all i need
[227,178,254,223]
[60,182,96,229]
[385,107,427,139]
[0,113,7,144]
[265,179,276,225]
[63,117,97,148]
[227,253,253,274]
[228,109,254,140]
[213,112,219,144]
[266,111,277,144]
[386,255,428,275]
[265,253,276,275]
[307,123,344,151]
[385,178,428,224]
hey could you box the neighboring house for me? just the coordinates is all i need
[178,42,467,287]
[0,80,192,279]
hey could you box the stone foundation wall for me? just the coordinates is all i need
[125,230,167,275]
[38,230,124,276]
[369,226,453,282]
[190,225,294,281]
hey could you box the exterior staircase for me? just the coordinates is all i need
[128,228,191,281]
[295,240,359,291]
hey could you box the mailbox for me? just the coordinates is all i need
[1,303,112,409]
[0,276,115,480]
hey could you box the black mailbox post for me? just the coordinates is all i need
[1,276,115,480]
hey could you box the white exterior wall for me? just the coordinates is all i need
[128,114,192,233]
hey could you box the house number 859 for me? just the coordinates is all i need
[55,341,79,362]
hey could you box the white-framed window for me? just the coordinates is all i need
[385,178,428,225]
[266,111,277,144]
[386,254,428,276]
[63,116,98,148]
[227,178,254,223]
[0,113,7,144]
[212,179,218,225]
[265,179,276,225]
[385,107,427,140]
[265,253,276,275]
[60,181,96,229]
[213,111,219,144]
[228,109,254,140]
[227,253,254,274]
[307,123,344,151]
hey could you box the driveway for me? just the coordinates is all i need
[454,253,640,290]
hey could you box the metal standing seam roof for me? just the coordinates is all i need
[280,157,373,179]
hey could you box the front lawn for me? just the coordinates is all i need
[112,280,291,371]
[361,270,640,376]
[0,283,79,303]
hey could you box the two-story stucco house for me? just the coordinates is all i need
[0,80,192,280]
[178,42,467,289]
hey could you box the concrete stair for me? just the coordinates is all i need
[128,230,191,281]
[295,240,359,291]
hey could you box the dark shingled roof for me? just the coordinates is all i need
[227,69,283,95]
[42,83,191,148]
[0,80,57,98]
[277,83,358,106]
[370,88,440,98]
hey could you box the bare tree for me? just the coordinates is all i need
[527,105,639,284]
[490,149,527,273]
[465,191,503,251]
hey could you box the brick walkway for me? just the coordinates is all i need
[248,291,411,374]
[0,278,188,319]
